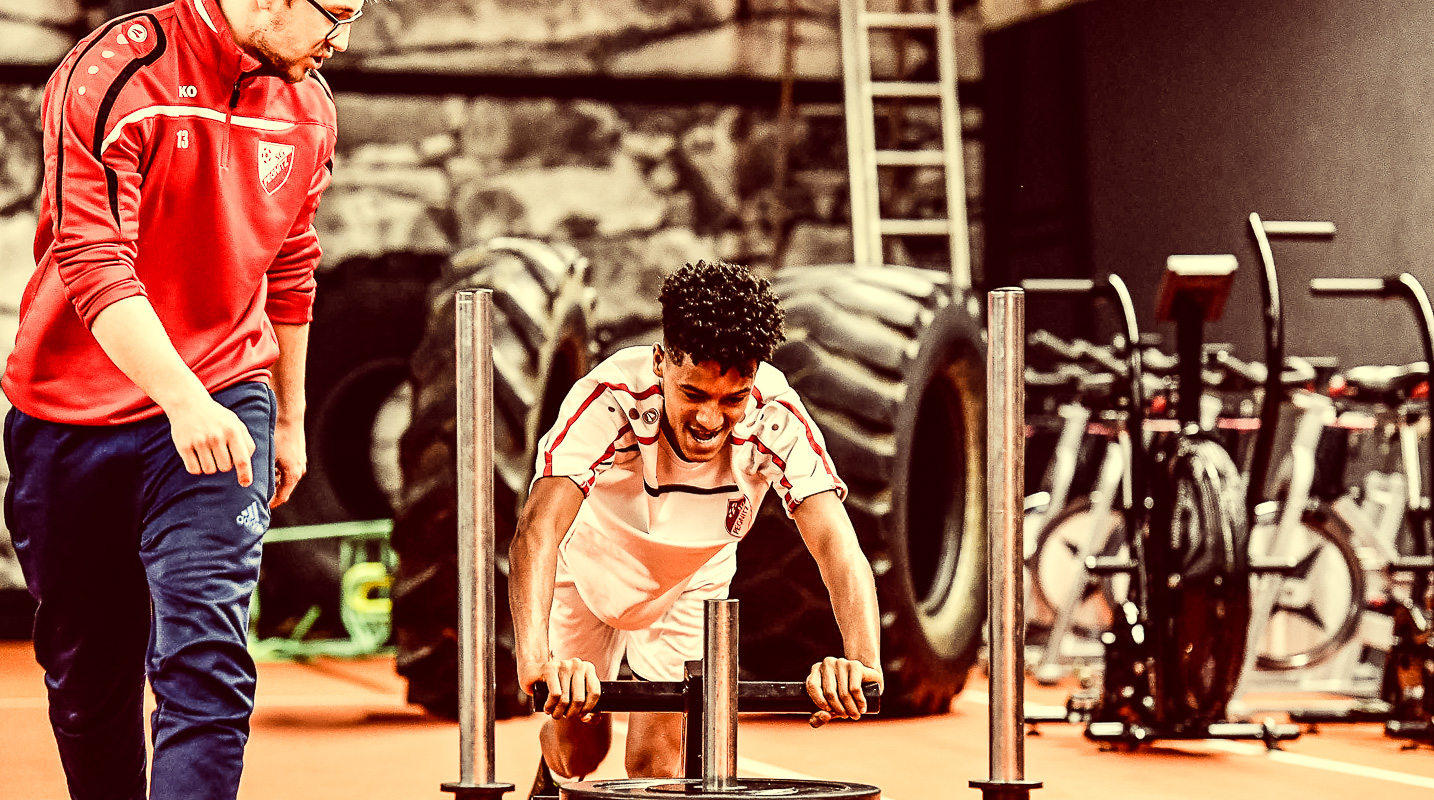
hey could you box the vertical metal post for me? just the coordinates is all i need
[987,288,1025,782]
[443,290,513,800]
[703,599,740,791]
[971,289,1041,800]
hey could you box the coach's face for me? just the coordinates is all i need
[250,0,361,84]
[654,345,756,462]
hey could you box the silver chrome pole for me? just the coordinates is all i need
[702,599,740,791]
[444,290,511,800]
[974,288,1040,798]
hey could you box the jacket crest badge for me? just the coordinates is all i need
[258,141,295,195]
[725,496,752,537]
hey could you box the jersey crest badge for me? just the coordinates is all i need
[725,496,752,537]
[258,141,295,195]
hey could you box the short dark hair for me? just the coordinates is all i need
[659,260,785,375]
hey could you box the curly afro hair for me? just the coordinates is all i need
[659,260,785,375]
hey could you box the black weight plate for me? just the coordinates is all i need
[562,779,880,800]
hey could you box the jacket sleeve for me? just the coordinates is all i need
[47,38,153,328]
[264,156,330,325]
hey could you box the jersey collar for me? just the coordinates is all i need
[177,0,263,85]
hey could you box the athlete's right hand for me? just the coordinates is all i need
[166,396,257,488]
[521,657,602,722]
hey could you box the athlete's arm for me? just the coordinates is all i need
[509,475,600,721]
[791,489,883,727]
[268,322,309,507]
[89,297,257,487]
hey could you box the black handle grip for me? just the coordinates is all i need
[1310,277,1394,298]
[530,679,882,716]
[1020,278,1096,294]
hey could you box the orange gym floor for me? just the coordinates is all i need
[4,642,1434,800]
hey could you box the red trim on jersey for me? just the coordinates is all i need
[751,386,843,487]
[730,434,795,492]
[608,383,663,400]
[774,398,841,485]
[578,429,655,494]
[543,381,662,476]
[576,424,627,494]
[545,383,607,476]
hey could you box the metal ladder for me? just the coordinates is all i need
[840,0,971,288]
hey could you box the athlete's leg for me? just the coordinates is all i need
[138,383,276,800]
[625,712,684,778]
[623,579,727,778]
[540,714,613,780]
[5,409,150,800]
[544,567,625,778]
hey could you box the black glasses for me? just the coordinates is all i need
[305,0,363,41]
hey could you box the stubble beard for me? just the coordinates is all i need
[251,28,311,84]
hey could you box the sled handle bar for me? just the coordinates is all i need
[530,677,881,715]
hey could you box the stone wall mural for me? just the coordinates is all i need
[0,0,985,593]
[318,95,882,332]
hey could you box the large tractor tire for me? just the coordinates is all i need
[259,253,439,639]
[393,238,594,719]
[731,264,988,716]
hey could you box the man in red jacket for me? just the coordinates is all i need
[3,1,360,797]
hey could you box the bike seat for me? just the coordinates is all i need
[1341,362,1429,404]
[1141,348,1179,376]
[1282,356,1319,388]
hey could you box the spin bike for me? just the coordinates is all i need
[1022,333,1153,681]
[1284,273,1434,745]
[1021,259,1300,748]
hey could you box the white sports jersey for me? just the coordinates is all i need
[534,346,846,631]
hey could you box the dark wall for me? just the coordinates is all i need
[985,0,1434,366]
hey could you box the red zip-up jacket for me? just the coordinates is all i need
[3,0,336,425]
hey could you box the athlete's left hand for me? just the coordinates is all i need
[270,419,307,508]
[804,656,883,728]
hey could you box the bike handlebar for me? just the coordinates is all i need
[1212,349,1267,386]
[1028,330,1126,375]
[1260,220,1337,238]
[1017,274,1148,510]
[1019,278,1097,294]
[1309,277,1394,298]
[1028,329,1083,361]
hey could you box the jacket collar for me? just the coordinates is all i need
[176,0,263,85]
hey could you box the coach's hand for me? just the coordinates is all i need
[270,419,307,508]
[523,657,603,723]
[168,396,257,489]
[805,657,883,728]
